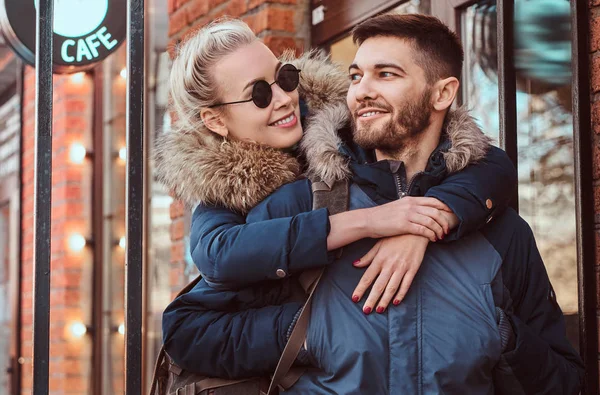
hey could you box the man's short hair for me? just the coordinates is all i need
[352,14,464,83]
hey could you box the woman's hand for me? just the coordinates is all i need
[351,234,430,314]
[366,197,453,241]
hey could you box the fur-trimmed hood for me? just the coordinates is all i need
[155,51,491,214]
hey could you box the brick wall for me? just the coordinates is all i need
[167,0,310,293]
[20,69,94,394]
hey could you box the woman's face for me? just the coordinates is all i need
[204,41,303,149]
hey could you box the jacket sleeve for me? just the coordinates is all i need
[492,214,583,395]
[425,145,517,241]
[190,180,333,289]
[162,278,303,378]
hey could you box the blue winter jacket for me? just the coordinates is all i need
[157,54,582,394]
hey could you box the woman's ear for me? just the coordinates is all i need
[432,77,459,112]
[200,108,229,138]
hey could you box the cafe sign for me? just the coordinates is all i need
[0,0,126,73]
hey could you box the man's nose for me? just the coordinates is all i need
[272,83,292,109]
[354,76,378,102]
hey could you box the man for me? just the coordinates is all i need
[163,14,583,394]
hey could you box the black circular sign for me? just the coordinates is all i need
[0,0,126,73]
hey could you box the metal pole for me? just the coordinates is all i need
[496,0,518,211]
[125,0,144,393]
[32,1,53,394]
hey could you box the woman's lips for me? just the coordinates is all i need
[270,113,298,128]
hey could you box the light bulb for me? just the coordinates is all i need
[70,322,87,338]
[70,72,85,84]
[118,147,127,162]
[120,68,127,79]
[119,237,126,249]
[69,143,87,164]
[118,323,125,335]
[68,234,86,252]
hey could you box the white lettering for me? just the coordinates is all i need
[85,34,101,57]
[61,39,76,62]
[96,26,118,50]
[76,39,93,62]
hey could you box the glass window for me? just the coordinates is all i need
[461,0,578,350]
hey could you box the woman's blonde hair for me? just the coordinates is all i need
[169,18,258,133]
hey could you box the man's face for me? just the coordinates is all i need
[347,36,433,153]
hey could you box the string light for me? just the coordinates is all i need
[69,322,87,338]
[70,72,85,84]
[68,233,87,252]
[118,323,125,335]
[119,236,126,249]
[69,143,87,164]
[118,147,127,162]
[120,67,127,79]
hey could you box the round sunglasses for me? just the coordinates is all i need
[209,64,301,109]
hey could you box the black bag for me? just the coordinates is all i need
[149,178,349,395]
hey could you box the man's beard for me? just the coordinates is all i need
[352,88,433,156]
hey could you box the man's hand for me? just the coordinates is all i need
[351,234,430,314]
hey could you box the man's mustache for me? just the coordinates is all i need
[353,101,394,118]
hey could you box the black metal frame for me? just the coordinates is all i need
[32,1,53,394]
[125,1,145,394]
[571,1,598,394]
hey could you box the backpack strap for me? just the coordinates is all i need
[267,177,349,394]
[149,275,204,395]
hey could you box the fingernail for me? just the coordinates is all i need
[363,307,372,315]
[353,260,360,266]
[393,299,400,305]
[376,306,385,314]
[352,295,359,303]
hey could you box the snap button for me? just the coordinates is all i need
[486,199,493,210]
[276,269,287,278]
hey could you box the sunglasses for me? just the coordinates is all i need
[209,64,301,109]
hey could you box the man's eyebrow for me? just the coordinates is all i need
[349,63,359,72]
[374,63,406,74]
[243,62,282,92]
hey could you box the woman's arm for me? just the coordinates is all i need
[162,278,303,378]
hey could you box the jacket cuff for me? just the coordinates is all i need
[496,307,516,353]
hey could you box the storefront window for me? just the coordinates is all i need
[461,0,578,349]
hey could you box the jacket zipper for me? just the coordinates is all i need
[394,162,423,199]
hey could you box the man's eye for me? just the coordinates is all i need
[380,72,396,78]
[349,73,361,81]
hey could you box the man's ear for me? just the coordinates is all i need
[200,108,229,138]
[432,77,459,112]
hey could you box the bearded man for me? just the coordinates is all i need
[162,13,583,394]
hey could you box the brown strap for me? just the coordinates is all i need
[149,348,166,395]
[279,367,307,390]
[267,267,323,394]
[180,377,253,393]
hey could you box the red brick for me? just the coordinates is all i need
[170,200,185,219]
[170,219,186,241]
[170,6,189,37]
[244,6,296,35]
[248,0,296,10]
[591,11,600,53]
[594,144,600,180]
[169,0,177,13]
[263,35,298,57]
[171,242,185,263]
[593,55,600,94]
[176,0,193,7]
[595,184,600,213]
[222,0,249,18]
[186,0,210,23]
[593,101,600,135]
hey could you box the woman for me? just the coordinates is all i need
[157,18,517,383]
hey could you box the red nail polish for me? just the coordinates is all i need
[393,299,400,305]
[352,295,359,303]
[353,260,360,266]
[376,306,384,314]
[363,307,372,314]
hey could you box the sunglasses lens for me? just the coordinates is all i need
[277,64,300,92]
[252,80,273,108]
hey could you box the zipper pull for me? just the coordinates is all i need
[399,191,407,198]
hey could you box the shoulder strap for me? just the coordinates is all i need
[149,275,203,394]
[267,177,349,394]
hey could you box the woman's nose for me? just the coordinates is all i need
[271,83,293,109]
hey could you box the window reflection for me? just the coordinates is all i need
[461,0,578,349]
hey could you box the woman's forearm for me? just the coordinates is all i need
[327,209,371,250]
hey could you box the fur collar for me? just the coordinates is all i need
[155,51,491,214]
